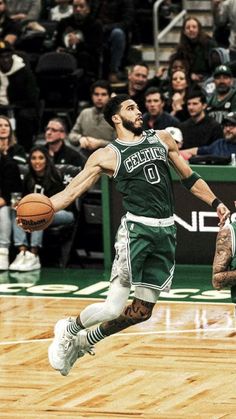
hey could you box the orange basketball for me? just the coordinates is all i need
[17,193,55,231]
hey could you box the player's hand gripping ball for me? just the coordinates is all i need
[16,193,55,231]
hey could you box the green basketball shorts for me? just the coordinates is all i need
[110,213,177,291]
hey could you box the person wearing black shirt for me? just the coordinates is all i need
[181,89,223,149]
[45,118,83,168]
[10,145,75,271]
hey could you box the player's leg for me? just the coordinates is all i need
[48,278,131,375]
[48,217,132,375]
[77,287,160,351]
[77,223,176,350]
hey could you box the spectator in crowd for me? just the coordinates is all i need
[165,125,183,150]
[157,51,192,96]
[180,111,236,160]
[167,51,191,78]
[203,47,231,97]
[55,0,103,79]
[69,80,114,162]
[175,16,217,83]
[45,117,83,167]
[0,114,26,164]
[0,40,40,151]
[115,62,163,113]
[212,0,236,61]
[91,0,134,83]
[10,145,75,271]
[0,0,21,45]
[180,89,223,149]
[207,64,236,124]
[0,132,22,270]
[6,0,44,32]
[50,0,73,21]
[142,87,179,130]
[165,69,191,121]
[212,201,236,304]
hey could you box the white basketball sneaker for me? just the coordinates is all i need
[48,318,84,376]
[76,329,95,356]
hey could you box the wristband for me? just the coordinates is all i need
[181,172,201,190]
[212,198,222,210]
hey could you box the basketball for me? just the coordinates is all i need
[17,193,55,231]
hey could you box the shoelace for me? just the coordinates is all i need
[58,333,74,354]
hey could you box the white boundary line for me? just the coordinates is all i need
[0,294,233,306]
[0,327,235,346]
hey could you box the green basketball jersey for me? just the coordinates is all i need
[108,129,174,218]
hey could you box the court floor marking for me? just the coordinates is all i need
[1,326,236,346]
[0,294,232,306]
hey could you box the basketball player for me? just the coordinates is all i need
[212,203,236,303]
[21,94,230,376]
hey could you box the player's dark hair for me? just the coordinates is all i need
[103,94,131,128]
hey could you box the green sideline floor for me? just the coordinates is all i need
[0,265,231,303]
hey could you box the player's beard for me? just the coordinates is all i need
[121,116,143,135]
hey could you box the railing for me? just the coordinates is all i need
[153,0,188,69]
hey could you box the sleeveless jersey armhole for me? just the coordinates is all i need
[107,143,121,178]
[154,132,169,154]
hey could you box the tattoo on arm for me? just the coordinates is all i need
[212,227,236,289]
[100,298,155,336]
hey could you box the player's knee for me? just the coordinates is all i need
[104,304,123,321]
[133,310,152,324]
[124,302,153,324]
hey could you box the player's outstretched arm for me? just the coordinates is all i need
[51,147,115,212]
[212,226,236,289]
[159,130,230,227]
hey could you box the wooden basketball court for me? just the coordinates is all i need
[0,294,236,418]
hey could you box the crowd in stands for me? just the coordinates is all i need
[1,0,236,272]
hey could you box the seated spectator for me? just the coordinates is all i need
[180,89,223,149]
[10,145,75,271]
[55,0,103,79]
[142,87,179,130]
[165,125,183,149]
[212,0,236,61]
[0,0,21,45]
[6,0,44,31]
[0,114,27,164]
[168,52,191,76]
[175,16,217,84]
[91,0,134,83]
[181,112,236,161]
[203,47,231,97]
[69,79,114,161]
[207,64,236,124]
[0,40,40,151]
[164,69,191,121]
[50,0,73,21]
[0,134,22,270]
[45,117,83,167]
[114,62,163,113]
